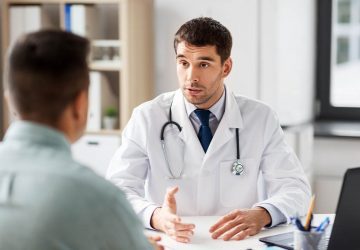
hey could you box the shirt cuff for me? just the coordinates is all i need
[141,204,161,229]
[256,204,287,227]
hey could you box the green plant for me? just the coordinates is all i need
[105,107,118,117]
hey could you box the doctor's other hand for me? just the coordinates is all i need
[150,186,195,243]
[209,207,271,241]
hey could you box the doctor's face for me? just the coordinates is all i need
[176,41,232,109]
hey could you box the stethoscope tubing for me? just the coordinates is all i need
[160,95,242,179]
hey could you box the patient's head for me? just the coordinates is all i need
[6,30,90,141]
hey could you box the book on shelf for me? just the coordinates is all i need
[9,5,57,47]
[87,71,118,131]
[64,4,97,38]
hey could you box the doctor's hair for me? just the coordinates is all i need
[6,30,90,125]
[173,17,232,64]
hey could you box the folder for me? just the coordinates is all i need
[87,72,117,131]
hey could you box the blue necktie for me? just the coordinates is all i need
[194,109,213,152]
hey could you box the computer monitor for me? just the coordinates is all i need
[327,167,360,250]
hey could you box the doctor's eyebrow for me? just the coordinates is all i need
[197,56,215,62]
[176,54,215,62]
[176,54,187,59]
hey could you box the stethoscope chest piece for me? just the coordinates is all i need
[232,159,244,176]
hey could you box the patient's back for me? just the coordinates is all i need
[0,122,151,250]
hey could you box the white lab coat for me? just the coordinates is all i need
[107,88,311,228]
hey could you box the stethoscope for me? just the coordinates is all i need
[160,96,244,179]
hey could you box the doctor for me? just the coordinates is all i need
[107,17,311,243]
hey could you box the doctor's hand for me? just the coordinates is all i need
[150,186,195,243]
[209,207,271,241]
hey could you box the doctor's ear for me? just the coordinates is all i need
[222,57,232,77]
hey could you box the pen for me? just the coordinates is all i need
[291,216,306,231]
[304,195,315,231]
[316,217,330,232]
[295,217,305,231]
[307,214,313,231]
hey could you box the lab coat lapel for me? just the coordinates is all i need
[203,89,244,164]
[171,90,205,158]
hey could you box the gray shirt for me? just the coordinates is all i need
[0,121,152,250]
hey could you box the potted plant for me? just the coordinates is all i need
[103,107,118,130]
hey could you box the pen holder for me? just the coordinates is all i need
[294,229,324,250]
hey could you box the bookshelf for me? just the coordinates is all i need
[1,0,154,137]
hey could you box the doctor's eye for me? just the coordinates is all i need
[200,62,209,68]
[178,60,189,67]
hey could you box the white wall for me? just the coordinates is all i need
[0,3,3,137]
[313,137,360,213]
[260,0,316,125]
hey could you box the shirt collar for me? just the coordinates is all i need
[184,86,226,121]
[4,120,72,154]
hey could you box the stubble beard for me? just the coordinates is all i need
[182,73,224,107]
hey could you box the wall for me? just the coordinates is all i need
[0,3,3,137]
[313,137,360,213]
[259,0,316,126]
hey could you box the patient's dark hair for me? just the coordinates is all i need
[173,17,232,64]
[7,30,90,125]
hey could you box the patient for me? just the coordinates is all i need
[0,30,159,249]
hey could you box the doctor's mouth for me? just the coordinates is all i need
[185,88,204,96]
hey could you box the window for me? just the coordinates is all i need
[317,0,360,119]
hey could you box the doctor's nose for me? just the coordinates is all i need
[187,68,199,84]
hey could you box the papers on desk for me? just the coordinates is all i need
[145,215,334,250]
[146,216,289,250]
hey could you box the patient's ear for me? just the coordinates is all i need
[4,90,19,119]
[68,89,88,142]
[4,90,10,109]
[72,90,88,124]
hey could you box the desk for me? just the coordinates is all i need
[146,214,334,250]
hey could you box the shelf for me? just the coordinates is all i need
[5,0,60,4]
[92,39,121,46]
[1,0,153,137]
[85,129,122,136]
[5,0,122,4]
[315,120,360,139]
[63,0,121,4]
[90,39,121,67]
[89,61,122,71]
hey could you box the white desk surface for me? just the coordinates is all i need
[146,214,334,250]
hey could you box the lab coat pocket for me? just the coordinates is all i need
[219,158,258,208]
